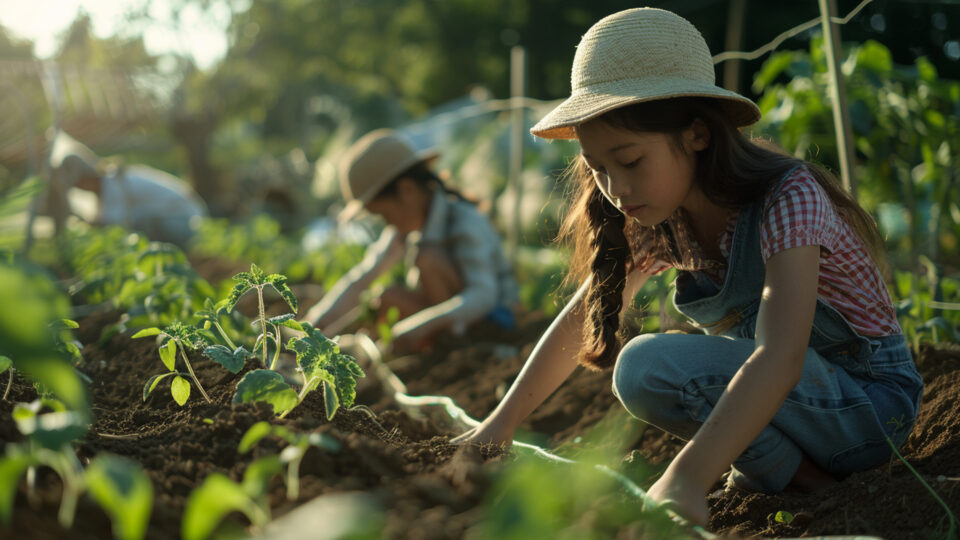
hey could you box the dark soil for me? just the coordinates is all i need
[2,305,958,539]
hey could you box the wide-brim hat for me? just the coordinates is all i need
[337,128,439,222]
[530,7,761,140]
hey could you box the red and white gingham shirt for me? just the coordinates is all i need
[720,167,901,336]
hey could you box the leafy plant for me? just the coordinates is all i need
[0,261,89,416]
[233,320,364,420]
[239,421,341,500]
[181,457,281,540]
[0,399,153,540]
[133,322,212,405]
[224,264,297,370]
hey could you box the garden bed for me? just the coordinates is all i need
[2,307,958,539]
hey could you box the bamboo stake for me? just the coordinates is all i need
[818,0,858,195]
[722,0,748,92]
[508,46,526,261]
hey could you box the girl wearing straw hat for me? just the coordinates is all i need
[454,7,921,527]
[304,129,517,353]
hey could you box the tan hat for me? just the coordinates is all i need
[338,129,439,222]
[530,7,761,140]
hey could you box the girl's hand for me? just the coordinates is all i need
[645,468,709,528]
[450,417,515,447]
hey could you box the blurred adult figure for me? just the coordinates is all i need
[45,131,208,247]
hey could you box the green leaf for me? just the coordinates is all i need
[279,319,304,332]
[241,455,282,498]
[774,510,795,524]
[225,281,250,313]
[233,370,298,415]
[238,421,273,453]
[250,264,265,283]
[306,432,341,453]
[203,345,246,374]
[13,404,88,449]
[267,313,296,325]
[856,40,892,75]
[322,379,339,421]
[752,50,794,93]
[329,353,365,410]
[0,455,34,524]
[916,56,938,83]
[159,339,177,371]
[0,356,11,373]
[142,372,176,401]
[49,319,79,330]
[131,327,162,339]
[182,474,262,540]
[85,455,153,540]
[171,376,191,406]
[266,274,298,313]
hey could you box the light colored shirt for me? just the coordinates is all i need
[318,189,517,333]
[99,165,207,245]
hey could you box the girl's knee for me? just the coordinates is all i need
[612,333,675,415]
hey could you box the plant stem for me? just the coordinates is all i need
[3,368,13,400]
[269,326,281,371]
[58,484,80,528]
[257,286,267,368]
[887,438,957,539]
[179,348,211,403]
[287,455,302,501]
[214,322,236,350]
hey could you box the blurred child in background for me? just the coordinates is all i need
[304,129,517,353]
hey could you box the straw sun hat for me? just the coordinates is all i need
[338,129,439,222]
[530,7,761,140]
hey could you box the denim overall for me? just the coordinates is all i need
[612,170,924,493]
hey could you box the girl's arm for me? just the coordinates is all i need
[453,267,652,445]
[647,244,820,526]
[303,227,404,332]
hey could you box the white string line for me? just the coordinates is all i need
[713,0,875,63]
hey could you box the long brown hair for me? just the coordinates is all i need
[558,97,886,371]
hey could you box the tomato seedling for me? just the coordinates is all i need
[0,399,153,540]
[133,322,211,405]
[239,421,340,500]
[233,321,364,420]
[224,264,297,370]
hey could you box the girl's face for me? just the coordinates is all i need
[577,119,708,226]
[364,178,430,234]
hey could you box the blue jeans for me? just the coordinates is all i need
[612,332,923,493]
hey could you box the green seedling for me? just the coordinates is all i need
[283,321,364,420]
[1,356,12,400]
[181,456,281,540]
[224,264,297,370]
[133,322,211,405]
[239,421,341,501]
[4,319,91,402]
[233,321,364,420]
[0,399,154,540]
[773,510,795,524]
[84,455,154,540]
[887,417,957,540]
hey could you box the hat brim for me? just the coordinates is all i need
[530,78,761,140]
[337,149,441,223]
